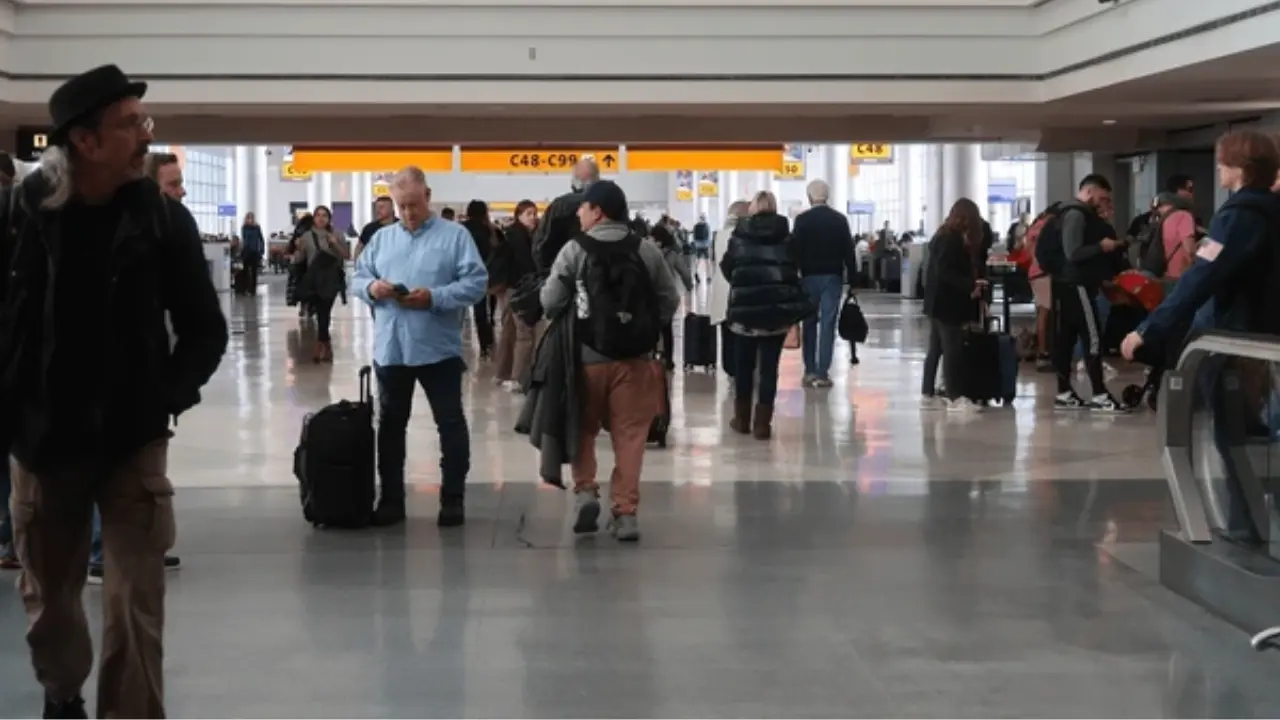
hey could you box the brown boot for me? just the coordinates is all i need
[752,404,774,440]
[729,397,752,434]
[313,341,326,363]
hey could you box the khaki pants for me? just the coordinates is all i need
[572,359,659,516]
[12,439,175,719]
[494,291,539,384]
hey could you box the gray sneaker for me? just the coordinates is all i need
[812,377,834,389]
[572,492,601,534]
[609,514,641,542]
[802,374,818,387]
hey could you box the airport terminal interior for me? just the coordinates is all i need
[3,0,1280,716]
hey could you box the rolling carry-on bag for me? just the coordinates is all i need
[683,313,717,371]
[295,365,376,528]
[958,312,1018,405]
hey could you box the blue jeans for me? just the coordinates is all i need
[0,459,12,557]
[91,506,103,565]
[733,333,786,405]
[376,357,471,504]
[801,274,843,379]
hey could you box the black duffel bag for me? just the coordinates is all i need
[838,290,869,343]
[509,271,548,326]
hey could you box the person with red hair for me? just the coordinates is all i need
[1122,129,1280,547]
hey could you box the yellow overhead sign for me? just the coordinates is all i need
[774,144,805,180]
[460,148,620,173]
[849,143,893,163]
[627,147,783,172]
[280,162,312,181]
[290,149,454,173]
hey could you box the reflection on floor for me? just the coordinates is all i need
[1,277,1278,718]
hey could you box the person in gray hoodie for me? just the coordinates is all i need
[540,180,681,542]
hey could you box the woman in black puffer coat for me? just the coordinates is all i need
[720,191,814,440]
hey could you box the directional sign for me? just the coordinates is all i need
[774,144,806,180]
[626,146,783,172]
[280,162,312,181]
[217,203,237,218]
[850,143,893,164]
[459,148,619,174]
[291,149,453,173]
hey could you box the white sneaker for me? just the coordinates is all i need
[501,380,522,393]
[1087,393,1130,414]
[921,396,947,410]
[948,397,980,413]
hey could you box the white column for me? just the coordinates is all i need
[306,175,319,210]
[319,172,334,208]
[233,146,251,224]
[724,171,741,208]
[899,145,918,232]
[924,144,945,233]
[941,143,984,219]
[252,146,270,234]
[827,144,850,216]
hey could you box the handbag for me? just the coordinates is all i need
[837,290,869,343]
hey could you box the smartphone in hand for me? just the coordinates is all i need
[392,283,410,296]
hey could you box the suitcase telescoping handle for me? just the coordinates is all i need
[358,365,373,405]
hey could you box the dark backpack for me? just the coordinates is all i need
[576,233,661,360]
[1138,215,1170,277]
[1033,205,1071,278]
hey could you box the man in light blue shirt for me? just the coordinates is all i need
[352,166,488,528]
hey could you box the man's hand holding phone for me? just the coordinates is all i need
[1101,237,1122,253]
[398,288,432,309]
[369,279,397,300]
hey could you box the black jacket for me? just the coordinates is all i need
[513,314,580,488]
[0,174,228,472]
[923,230,979,326]
[500,222,539,288]
[1057,200,1115,289]
[791,204,857,278]
[720,213,814,332]
[533,189,584,272]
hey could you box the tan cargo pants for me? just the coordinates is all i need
[11,439,175,719]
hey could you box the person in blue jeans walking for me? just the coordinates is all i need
[791,179,859,387]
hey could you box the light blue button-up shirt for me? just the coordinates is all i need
[353,217,488,367]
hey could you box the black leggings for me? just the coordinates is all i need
[473,297,494,354]
[314,295,337,344]
[660,321,675,367]
[1051,282,1106,396]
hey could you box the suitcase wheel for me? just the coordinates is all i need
[656,436,667,448]
[1003,395,1015,405]
[1121,384,1144,409]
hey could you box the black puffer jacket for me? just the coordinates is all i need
[720,212,814,332]
[501,222,539,287]
[533,189,583,271]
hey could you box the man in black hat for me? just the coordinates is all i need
[0,64,228,719]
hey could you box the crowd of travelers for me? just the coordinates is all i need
[2,62,1280,720]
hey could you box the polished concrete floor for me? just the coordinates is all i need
[2,275,1279,718]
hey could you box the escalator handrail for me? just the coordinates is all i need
[1176,330,1280,372]
[1161,330,1280,543]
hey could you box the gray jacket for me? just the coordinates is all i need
[540,220,683,364]
[661,243,694,292]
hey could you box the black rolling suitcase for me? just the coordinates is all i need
[647,361,671,448]
[295,366,376,528]
[682,313,717,371]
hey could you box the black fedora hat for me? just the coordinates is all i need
[48,64,147,145]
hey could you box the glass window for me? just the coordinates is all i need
[160,145,233,235]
